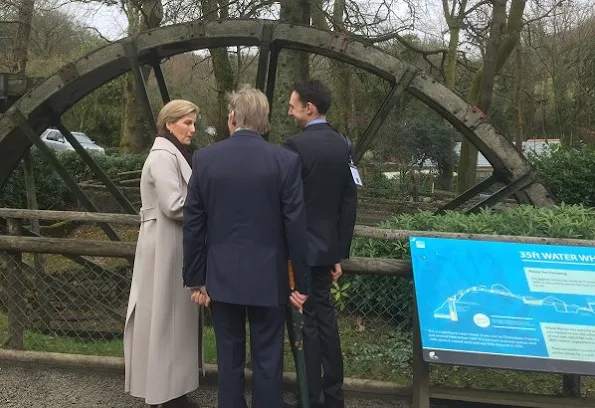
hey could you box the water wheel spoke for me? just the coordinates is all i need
[353,69,417,164]
[55,122,137,215]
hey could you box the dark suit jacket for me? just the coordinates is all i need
[182,130,310,307]
[284,122,357,266]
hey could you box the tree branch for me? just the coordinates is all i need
[81,25,113,43]
[366,31,448,56]
[522,0,567,26]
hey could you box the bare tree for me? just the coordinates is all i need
[199,0,236,141]
[525,2,595,144]
[5,0,35,75]
[268,0,311,143]
[119,0,163,153]
[457,0,527,192]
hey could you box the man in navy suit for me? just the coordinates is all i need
[182,84,310,408]
[284,80,357,408]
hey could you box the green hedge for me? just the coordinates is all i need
[529,144,595,207]
[0,151,147,209]
[347,204,595,327]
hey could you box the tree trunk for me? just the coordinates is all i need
[119,0,163,153]
[477,0,506,113]
[210,48,235,141]
[437,0,467,191]
[10,0,35,74]
[329,0,355,136]
[437,25,461,190]
[443,26,461,90]
[456,0,526,192]
[201,0,236,141]
[310,0,327,29]
[513,46,523,151]
[271,0,311,143]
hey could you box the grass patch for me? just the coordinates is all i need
[0,312,216,361]
[2,311,594,397]
[0,313,7,346]
[431,365,562,394]
[339,315,412,384]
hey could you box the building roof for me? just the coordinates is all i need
[453,139,560,168]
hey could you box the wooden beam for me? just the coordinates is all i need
[5,218,25,350]
[0,233,412,278]
[342,257,411,277]
[412,299,430,408]
[151,61,171,104]
[255,24,273,91]
[354,225,595,247]
[124,40,156,130]
[55,122,138,215]
[0,209,139,225]
[2,209,593,249]
[353,70,417,164]
[0,236,136,258]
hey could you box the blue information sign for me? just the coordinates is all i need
[410,236,595,375]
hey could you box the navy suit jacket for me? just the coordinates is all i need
[182,130,310,307]
[284,123,357,266]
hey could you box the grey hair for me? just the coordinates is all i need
[227,84,270,134]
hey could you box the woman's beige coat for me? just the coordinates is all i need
[124,137,203,405]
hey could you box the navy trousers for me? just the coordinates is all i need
[303,266,345,408]
[212,301,285,408]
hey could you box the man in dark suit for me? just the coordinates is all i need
[284,80,358,408]
[183,84,310,408]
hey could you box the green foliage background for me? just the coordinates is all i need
[0,151,147,209]
[347,204,595,330]
[529,145,595,208]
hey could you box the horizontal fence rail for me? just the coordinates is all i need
[2,208,594,247]
[0,208,141,225]
[0,235,412,276]
[354,225,595,247]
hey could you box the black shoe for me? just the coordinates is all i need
[162,394,200,408]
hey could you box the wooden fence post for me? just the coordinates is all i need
[412,299,430,408]
[22,150,51,325]
[5,218,25,349]
[562,374,581,397]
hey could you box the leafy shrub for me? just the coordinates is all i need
[58,151,148,181]
[0,150,147,209]
[360,168,403,199]
[0,152,72,210]
[529,144,595,207]
[344,329,413,373]
[347,205,595,328]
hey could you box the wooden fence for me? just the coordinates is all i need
[0,208,593,408]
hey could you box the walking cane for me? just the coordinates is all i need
[288,260,309,408]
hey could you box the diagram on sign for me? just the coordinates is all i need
[434,284,595,322]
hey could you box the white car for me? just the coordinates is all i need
[40,129,106,154]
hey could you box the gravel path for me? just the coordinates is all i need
[0,361,412,407]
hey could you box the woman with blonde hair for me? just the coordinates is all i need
[124,99,203,408]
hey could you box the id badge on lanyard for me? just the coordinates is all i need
[349,160,363,188]
[340,130,363,188]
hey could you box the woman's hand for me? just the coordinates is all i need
[190,286,211,307]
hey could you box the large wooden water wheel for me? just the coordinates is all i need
[0,19,554,228]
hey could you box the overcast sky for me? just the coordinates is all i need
[60,0,591,48]
[61,0,447,44]
[60,1,127,41]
